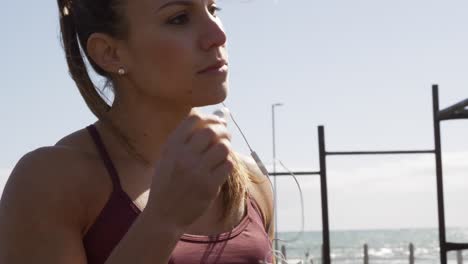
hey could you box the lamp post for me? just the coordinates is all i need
[272,102,283,253]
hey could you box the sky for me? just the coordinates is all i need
[1,0,468,232]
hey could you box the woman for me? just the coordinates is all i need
[0,0,274,263]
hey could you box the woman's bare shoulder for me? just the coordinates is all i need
[11,126,100,190]
[8,126,96,190]
[0,128,103,263]
[1,127,103,234]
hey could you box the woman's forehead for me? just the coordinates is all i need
[140,0,215,9]
[126,0,214,17]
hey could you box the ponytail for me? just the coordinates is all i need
[57,0,110,119]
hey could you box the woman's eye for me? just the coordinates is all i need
[167,6,222,25]
[169,13,189,25]
[210,6,223,17]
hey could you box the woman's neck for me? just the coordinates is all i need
[97,97,197,168]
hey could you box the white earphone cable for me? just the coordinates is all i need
[220,103,306,245]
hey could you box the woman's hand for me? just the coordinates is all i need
[146,111,233,230]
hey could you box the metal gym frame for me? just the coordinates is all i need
[268,85,468,264]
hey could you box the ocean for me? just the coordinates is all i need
[277,227,468,264]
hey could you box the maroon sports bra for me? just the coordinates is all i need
[83,124,273,264]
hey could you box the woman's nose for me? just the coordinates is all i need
[199,15,227,51]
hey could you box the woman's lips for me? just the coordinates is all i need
[198,60,228,74]
[198,64,228,74]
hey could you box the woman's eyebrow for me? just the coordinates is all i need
[158,0,195,12]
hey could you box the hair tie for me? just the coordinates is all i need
[63,6,70,16]
[62,0,72,16]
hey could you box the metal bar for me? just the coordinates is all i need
[440,111,468,120]
[446,242,468,251]
[327,150,435,156]
[433,84,448,264]
[409,243,415,264]
[440,98,468,112]
[364,244,369,264]
[269,171,321,176]
[318,126,331,264]
[272,105,279,253]
[438,98,468,121]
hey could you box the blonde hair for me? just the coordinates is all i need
[57,0,257,222]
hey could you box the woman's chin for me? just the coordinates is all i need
[193,86,228,107]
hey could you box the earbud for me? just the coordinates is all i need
[213,107,230,123]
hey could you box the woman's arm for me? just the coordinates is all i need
[0,147,183,264]
[0,148,89,263]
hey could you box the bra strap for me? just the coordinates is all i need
[86,124,123,192]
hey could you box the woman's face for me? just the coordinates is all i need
[119,0,229,108]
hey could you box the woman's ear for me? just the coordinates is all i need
[87,33,125,74]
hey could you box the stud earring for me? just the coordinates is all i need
[118,67,126,76]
